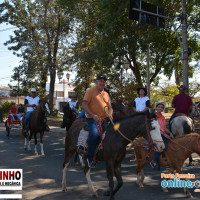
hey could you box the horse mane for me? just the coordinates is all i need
[172,133,199,140]
[113,111,154,123]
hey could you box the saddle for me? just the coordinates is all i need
[77,119,109,161]
[175,113,187,117]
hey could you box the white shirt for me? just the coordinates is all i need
[134,96,150,112]
[69,100,78,109]
[25,96,40,112]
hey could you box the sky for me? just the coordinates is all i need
[0,1,199,90]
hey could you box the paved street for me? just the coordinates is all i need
[0,123,200,200]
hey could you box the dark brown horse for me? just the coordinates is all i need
[22,99,50,156]
[62,111,165,200]
[133,133,200,197]
[63,103,77,131]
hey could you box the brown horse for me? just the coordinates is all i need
[62,111,165,200]
[22,99,50,156]
[133,133,200,197]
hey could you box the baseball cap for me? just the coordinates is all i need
[96,74,107,81]
[30,88,36,92]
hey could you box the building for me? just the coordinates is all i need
[0,82,76,112]
[0,86,25,104]
[46,81,76,112]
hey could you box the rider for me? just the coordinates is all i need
[133,87,150,112]
[9,103,20,121]
[17,104,25,119]
[82,74,113,168]
[23,88,40,133]
[169,85,194,132]
[150,102,174,169]
[61,93,79,128]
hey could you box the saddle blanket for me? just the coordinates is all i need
[77,126,106,148]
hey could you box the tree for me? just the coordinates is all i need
[0,0,72,111]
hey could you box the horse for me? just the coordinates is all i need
[171,114,194,136]
[63,103,77,131]
[133,133,200,197]
[21,99,50,156]
[191,102,200,117]
[62,111,165,200]
[170,114,195,165]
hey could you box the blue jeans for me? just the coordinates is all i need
[25,111,33,128]
[78,110,86,118]
[169,113,195,132]
[86,118,100,162]
[153,135,169,162]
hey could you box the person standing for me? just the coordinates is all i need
[82,74,113,168]
[133,87,150,112]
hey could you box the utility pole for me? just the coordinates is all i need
[181,0,189,94]
[147,43,150,98]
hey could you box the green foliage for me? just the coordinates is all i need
[0,101,15,122]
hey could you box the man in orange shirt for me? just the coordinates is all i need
[82,74,113,168]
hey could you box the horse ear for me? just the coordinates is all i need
[147,108,156,119]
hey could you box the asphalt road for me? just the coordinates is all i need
[0,123,200,200]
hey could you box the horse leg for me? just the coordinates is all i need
[24,132,28,150]
[136,162,146,188]
[79,155,85,168]
[162,167,174,193]
[39,132,45,156]
[176,168,192,197]
[34,133,38,155]
[188,155,193,166]
[74,152,79,166]
[104,161,115,200]
[113,163,123,195]
[62,149,76,192]
[84,166,99,198]
[28,131,32,152]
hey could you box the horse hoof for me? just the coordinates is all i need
[92,192,99,198]
[186,193,192,198]
[24,146,27,150]
[162,187,168,192]
[103,190,110,196]
[139,183,144,188]
[75,162,79,166]
[41,154,45,157]
[62,187,67,192]
[35,152,38,156]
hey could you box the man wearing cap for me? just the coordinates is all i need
[169,85,194,131]
[61,93,79,128]
[133,87,150,112]
[23,88,40,133]
[82,74,113,168]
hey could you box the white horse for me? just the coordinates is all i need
[170,114,194,165]
[171,115,194,136]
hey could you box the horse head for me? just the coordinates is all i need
[63,103,76,124]
[40,99,50,115]
[146,109,165,152]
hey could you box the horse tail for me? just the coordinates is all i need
[183,120,192,134]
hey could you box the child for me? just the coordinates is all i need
[150,102,174,169]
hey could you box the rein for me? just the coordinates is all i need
[169,135,200,153]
